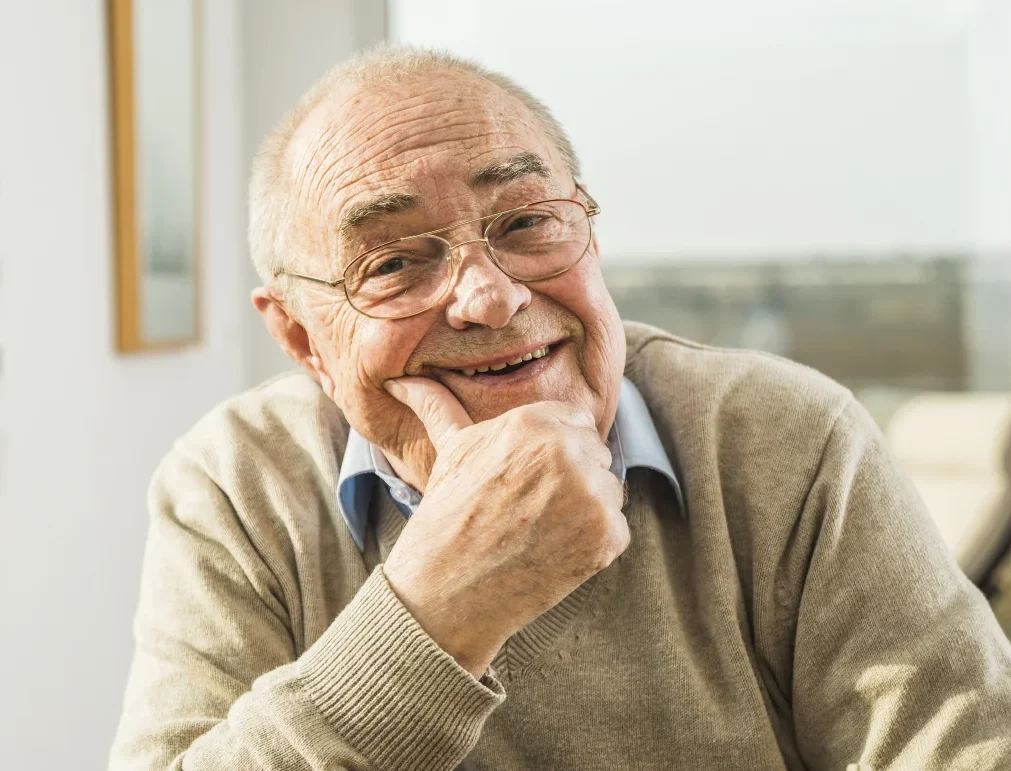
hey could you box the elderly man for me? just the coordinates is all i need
[110,47,1011,770]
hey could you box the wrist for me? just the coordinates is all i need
[383,564,506,677]
[429,624,504,679]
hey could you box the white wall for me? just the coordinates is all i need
[389,0,993,260]
[0,0,247,767]
[241,0,386,384]
[969,0,1011,252]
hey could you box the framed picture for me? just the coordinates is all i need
[108,0,200,351]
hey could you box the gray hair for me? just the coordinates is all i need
[248,44,582,289]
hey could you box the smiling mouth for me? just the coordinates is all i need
[451,344,552,377]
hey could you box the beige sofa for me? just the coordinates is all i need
[884,393,1011,584]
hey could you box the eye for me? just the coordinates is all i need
[376,256,405,275]
[506,214,540,232]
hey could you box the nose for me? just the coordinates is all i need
[443,241,532,330]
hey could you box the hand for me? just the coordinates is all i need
[381,377,630,677]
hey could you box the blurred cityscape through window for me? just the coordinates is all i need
[604,255,1011,426]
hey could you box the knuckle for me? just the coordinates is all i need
[541,399,569,413]
[591,520,630,571]
[510,404,547,432]
[549,400,579,418]
[591,542,618,573]
[547,438,573,466]
[582,499,611,539]
[574,423,606,451]
[608,475,626,507]
[597,443,614,469]
[615,516,632,553]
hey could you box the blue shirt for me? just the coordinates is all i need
[336,378,685,551]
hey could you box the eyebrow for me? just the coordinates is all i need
[337,152,550,235]
[338,192,420,235]
[468,152,552,187]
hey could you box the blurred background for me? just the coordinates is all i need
[1,1,1009,767]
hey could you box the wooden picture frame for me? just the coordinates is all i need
[108,0,201,352]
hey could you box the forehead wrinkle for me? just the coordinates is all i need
[287,87,383,211]
[302,125,344,200]
[363,112,493,169]
[333,87,494,164]
[315,79,527,190]
[288,117,347,219]
[335,106,501,189]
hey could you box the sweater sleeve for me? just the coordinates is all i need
[791,398,1011,770]
[108,448,504,771]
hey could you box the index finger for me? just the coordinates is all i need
[384,376,474,452]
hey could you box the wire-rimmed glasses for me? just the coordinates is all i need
[273,188,600,320]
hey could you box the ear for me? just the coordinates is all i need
[251,286,315,372]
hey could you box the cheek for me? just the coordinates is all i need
[349,323,423,381]
[329,314,433,447]
[544,259,622,352]
[314,302,428,399]
[538,260,625,405]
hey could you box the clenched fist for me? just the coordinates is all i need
[382,377,630,677]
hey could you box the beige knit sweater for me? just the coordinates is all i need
[109,322,1011,770]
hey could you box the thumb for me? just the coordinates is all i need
[384,376,474,451]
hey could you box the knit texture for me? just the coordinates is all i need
[109,322,1011,770]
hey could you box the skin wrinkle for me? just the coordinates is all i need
[304,149,346,216]
[352,100,484,150]
[366,115,498,167]
[291,86,370,203]
[292,120,343,209]
[338,87,446,143]
[292,124,333,185]
[303,156,343,218]
[344,82,491,136]
[307,96,469,179]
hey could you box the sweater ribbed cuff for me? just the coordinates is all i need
[299,566,505,771]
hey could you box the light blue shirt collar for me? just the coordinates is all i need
[337,378,685,551]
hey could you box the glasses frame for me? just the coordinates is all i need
[273,185,600,320]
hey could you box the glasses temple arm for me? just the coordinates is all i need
[575,182,600,215]
[274,269,345,288]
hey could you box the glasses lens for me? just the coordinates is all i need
[345,236,451,319]
[486,200,591,281]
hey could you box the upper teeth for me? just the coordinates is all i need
[456,346,550,376]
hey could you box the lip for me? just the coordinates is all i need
[428,339,564,373]
[436,341,564,387]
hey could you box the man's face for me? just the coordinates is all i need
[278,71,625,475]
